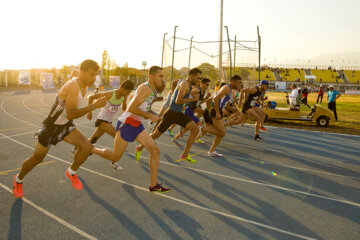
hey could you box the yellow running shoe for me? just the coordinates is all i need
[135,146,142,161]
[180,155,196,163]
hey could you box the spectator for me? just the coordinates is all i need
[286,84,298,110]
[301,87,311,108]
[327,85,341,121]
[317,85,324,103]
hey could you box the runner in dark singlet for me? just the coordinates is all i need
[200,75,242,156]
[226,80,269,140]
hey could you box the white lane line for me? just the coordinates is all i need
[0,130,37,140]
[0,133,317,240]
[40,95,52,107]
[0,183,97,240]
[3,95,359,181]
[154,141,360,181]
[93,143,360,208]
[22,98,47,117]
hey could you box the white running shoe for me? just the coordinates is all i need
[110,162,123,171]
[208,151,223,157]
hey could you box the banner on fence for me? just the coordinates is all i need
[109,76,120,89]
[18,71,31,85]
[40,72,54,89]
[275,82,286,90]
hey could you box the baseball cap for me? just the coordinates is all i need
[260,80,269,85]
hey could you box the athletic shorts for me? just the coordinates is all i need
[95,119,112,128]
[156,109,192,133]
[161,93,172,109]
[242,103,251,113]
[37,120,76,147]
[203,108,223,124]
[116,120,145,142]
[184,107,200,124]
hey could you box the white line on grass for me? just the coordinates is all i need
[0,132,317,240]
[0,183,97,240]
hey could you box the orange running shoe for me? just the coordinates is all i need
[65,171,83,190]
[13,175,23,198]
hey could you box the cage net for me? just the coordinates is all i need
[162,36,258,88]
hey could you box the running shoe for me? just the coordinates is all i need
[197,138,205,144]
[179,127,184,137]
[171,139,182,147]
[149,183,171,193]
[110,162,123,171]
[12,175,23,198]
[180,155,196,163]
[65,171,83,190]
[254,134,263,141]
[260,126,267,131]
[168,129,173,137]
[208,151,223,157]
[135,146,142,162]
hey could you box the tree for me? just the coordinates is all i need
[196,63,218,85]
[101,50,109,69]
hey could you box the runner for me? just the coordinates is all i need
[171,77,212,146]
[229,80,269,141]
[12,59,106,198]
[200,75,242,156]
[91,66,171,193]
[135,68,202,163]
[84,80,134,170]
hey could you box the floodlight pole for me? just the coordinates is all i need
[225,26,232,82]
[171,26,178,82]
[234,35,236,75]
[188,36,193,72]
[219,0,223,81]
[161,32,168,68]
[257,26,261,83]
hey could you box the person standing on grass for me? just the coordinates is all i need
[12,60,107,198]
[327,85,341,121]
[317,85,324,103]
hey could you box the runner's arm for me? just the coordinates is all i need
[128,86,159,121]
[213,85,229,116]
[65,83,106,120]
[175,82,199,104]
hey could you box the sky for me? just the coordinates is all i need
[0,0,360,70]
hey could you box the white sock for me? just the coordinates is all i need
[16,176,23,183]
[67,168,77,175]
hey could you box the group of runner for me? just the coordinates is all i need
[12,59,269,198]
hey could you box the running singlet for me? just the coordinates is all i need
[186,87,206,110]
[45,79,87,125]
[118,82,156,127]
[213,84,232,109]
[169,80,191,112]
[244,86,262,108]
[97,89,124,122]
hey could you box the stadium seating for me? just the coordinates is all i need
[344,70,360,84]
[311,69,339,83]
[279,68,305,82]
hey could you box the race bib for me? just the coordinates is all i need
[107,104,119,114]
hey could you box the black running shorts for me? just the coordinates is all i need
[95,119,112,128]
[156,109,192,133]
[37,120,76,147]
[203,108,223,124]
